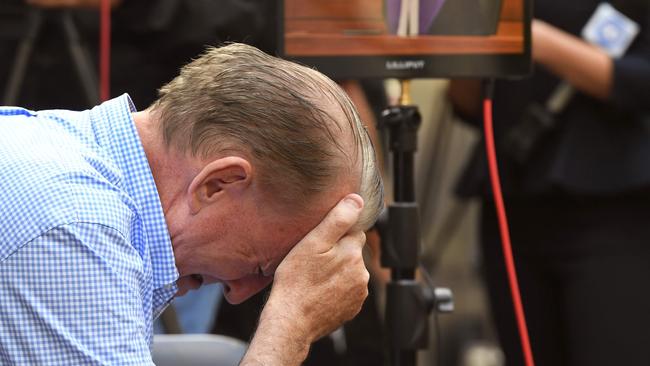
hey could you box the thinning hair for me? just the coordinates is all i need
[151,43,383,229]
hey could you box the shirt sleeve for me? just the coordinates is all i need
[0,223,154,365]
[611,54,650,112]
[609,13,650,113]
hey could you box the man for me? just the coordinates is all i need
[0,43,383,365]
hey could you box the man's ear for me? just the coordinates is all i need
[187,156,253,213]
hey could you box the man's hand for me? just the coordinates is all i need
[25,0,122,8]
[270,193,368,339]
[241,194,368,365]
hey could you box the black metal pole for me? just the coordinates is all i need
[377,83,455,366]
[380,89,422,366]
[378,100,455,366]
[394,152,415,202]
[393,146,416,285]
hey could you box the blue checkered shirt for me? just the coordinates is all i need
[0,94,179,365]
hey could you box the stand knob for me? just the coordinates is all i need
[434,287,454,313]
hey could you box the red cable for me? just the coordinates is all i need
[483,98,535,366]
[99,0,111,101]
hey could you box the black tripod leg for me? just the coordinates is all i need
[3,9,43,105]
[61,11,100,106]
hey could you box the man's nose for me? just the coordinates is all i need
[223,275,274,304]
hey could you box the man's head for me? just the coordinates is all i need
[148,43,383,303]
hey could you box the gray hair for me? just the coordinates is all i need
[151,43,383,230]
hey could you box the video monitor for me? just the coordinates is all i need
[278,0,531,79]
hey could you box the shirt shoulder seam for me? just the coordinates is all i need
[2,220,131,263]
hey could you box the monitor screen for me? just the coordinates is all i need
[278,0,531,79]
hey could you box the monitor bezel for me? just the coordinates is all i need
[277,0,532,79]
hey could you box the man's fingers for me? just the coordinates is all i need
[335,231,370,320]
[338,230,367,252]
[307,194,364,253]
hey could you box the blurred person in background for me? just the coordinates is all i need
[449,1,650,365]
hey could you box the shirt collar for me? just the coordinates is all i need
[89,94,179,291]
